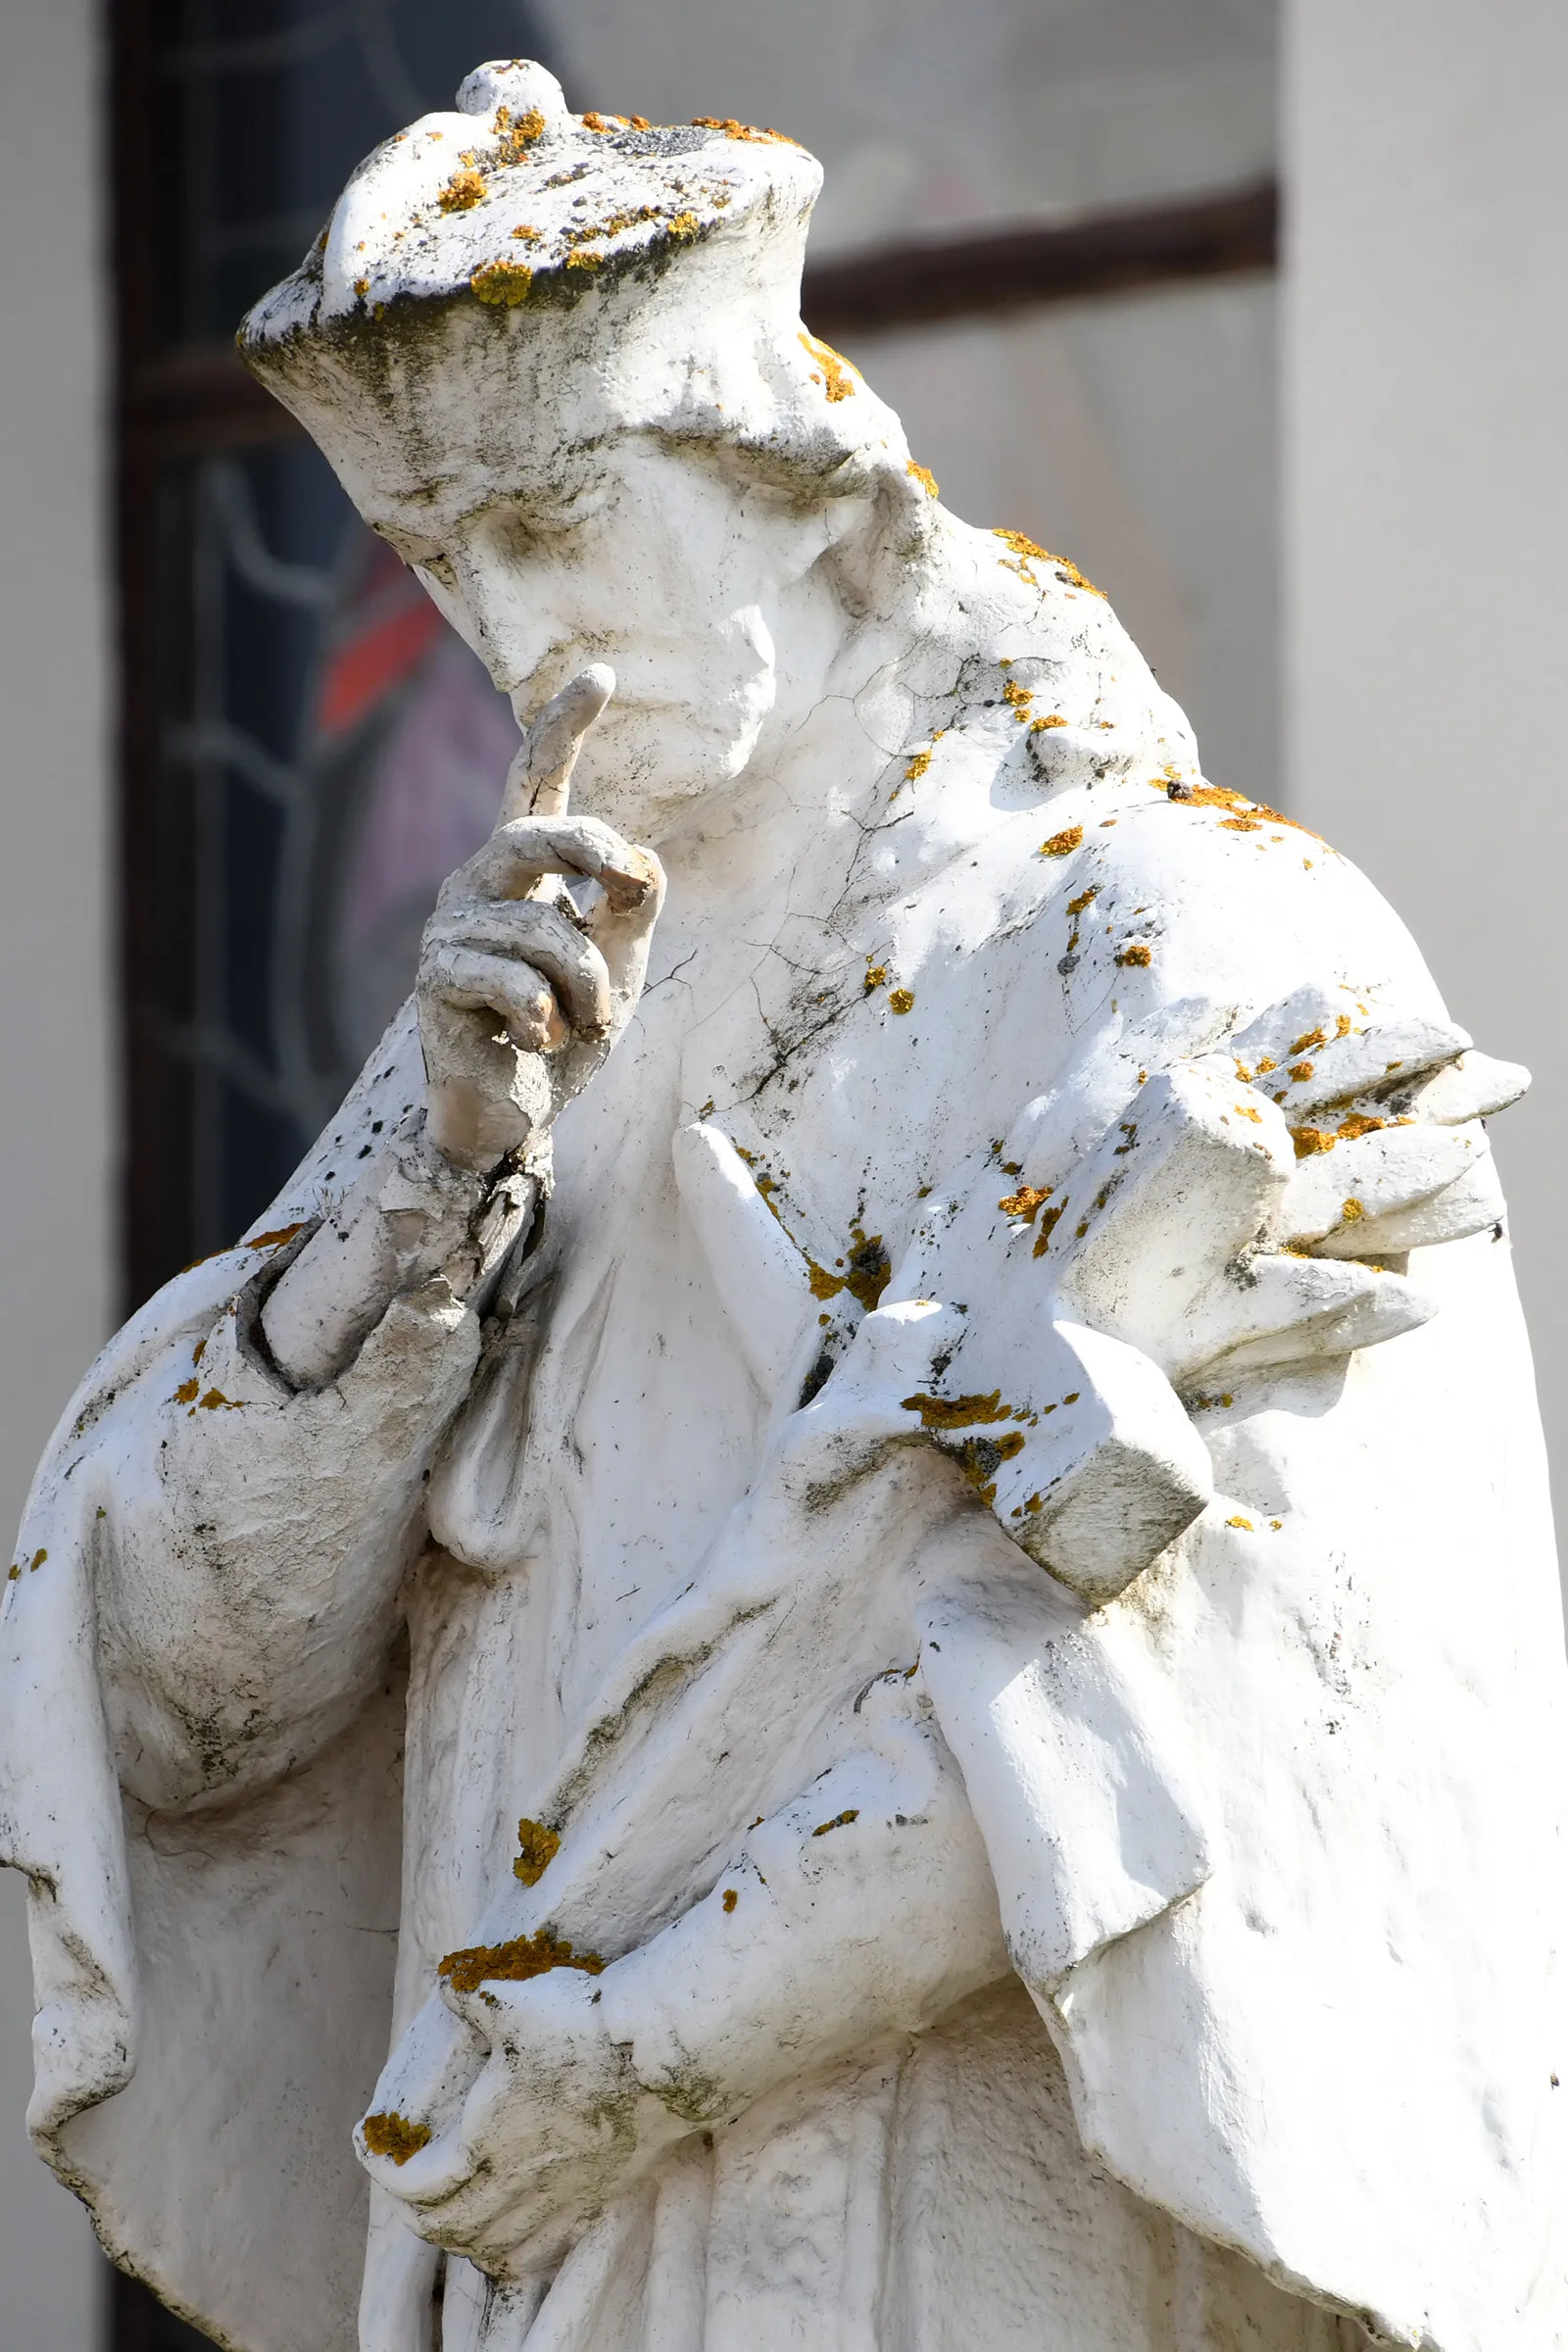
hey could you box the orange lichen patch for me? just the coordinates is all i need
[495,104,548,161]
[1290,1028,1328,1055]
[173,1378,200,1406]
[1219,817,1260,832]
[906,460,939,498]
[693,115,801,145]
[901,1390,1012,1432]
[1233,1102,1262,1124]
[1226,1515,1254,1532]
[195,1388,245,1411]
[438,1928,605,1995]
[1341,1199,1365,1222]
[1040,825,1084,858]
[1031,712,1067,732]
[438,167,487,214]
[889,988,915,1014]
[999,1184,1053,1222]
[1003,679,1034,721]
[511,223,542,240]
[666,210,701,239]
[1032,1200,1068,1256]
[722,1887,738,1912]
[991,527,1104,598]
[580,111,616,131]
[246,1222,307,1250]
[1337,1013,1353,1039]
[863,962,889,993]
[799,331,858,401]
[362,2111,431,2165]
[1289,1111,1387,1158]
[1067,885,1099,915]
[470,258,533,306]
[1116,943,1152,967]
[903,748,933,783]
[1155,777,1318,839]
[8,1546,47,1580]
[353,275,369,299]
[513,1817,561,1886]
[811,1809,860,1837]
[808,1263,846,1301]
[1289,1060,1314,1081]
[565,249,605,272]
[1256,1056,1277,1075]
[844,1223,893,1308]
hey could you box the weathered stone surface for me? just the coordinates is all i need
[3,61,1565,2352]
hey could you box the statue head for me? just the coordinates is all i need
[241,63,931,832]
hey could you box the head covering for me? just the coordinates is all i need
[239,62,908,517]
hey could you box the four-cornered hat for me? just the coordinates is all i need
[238,62,906,513]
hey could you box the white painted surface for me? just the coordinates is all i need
[6,67,1568,2352]
[1284,0,1568,1521]
[0,0,114,2337]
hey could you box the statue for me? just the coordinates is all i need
[3,61,1565,2352]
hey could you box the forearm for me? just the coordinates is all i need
[596,1672,1009,2122]
[93,1127,534,1809]
[260,1111,539,1388]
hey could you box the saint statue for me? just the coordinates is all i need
[4,61,1565,2352]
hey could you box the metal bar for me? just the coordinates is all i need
[802,178,1280,339]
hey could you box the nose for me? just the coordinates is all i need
[447,544,563,704]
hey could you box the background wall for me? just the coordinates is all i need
[0,0,115,2339]
[1285,0,1568,1504]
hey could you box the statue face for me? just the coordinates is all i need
[363,431,850,838]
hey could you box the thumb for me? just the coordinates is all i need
[499,664,615,825]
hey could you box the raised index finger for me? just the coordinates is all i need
[499,663,615,826]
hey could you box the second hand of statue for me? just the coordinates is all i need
[416,662,666,1173]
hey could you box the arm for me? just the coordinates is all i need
[89,673,663,1809]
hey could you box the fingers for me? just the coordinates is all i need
[1278,1121,1490,1249]
[461,815,661,915]
[499,663,616,826]
[425,900,614,1032]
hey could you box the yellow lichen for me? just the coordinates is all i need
[438,167,487,214]
[999,1183,1052,1222]
[799,331,858,401]
[173,1378,199,1405]
[722,1887,738,1912]
[470,258,533,306]
[906,460,939,498]
[513,1817,561,1886]
[1116,943,1152,967]
[495,105,547,162]
[903,748,933,783]
[565,249,604,271]
[1226,1515,1254,1532]
[1032,1200,1068,1256]
[246,1222,306,1250]
[1067,886,1098,915]
[863,962,889,993]
[1040,825,1083,858]
[437,1928,605,1995]
[1341,1199,1364,1222]
[992,527,1104,598]
[693,115,801,145]
[888,988,915,1014]
[362,2111,431,2165]
[196,1388,245,1411]
[511,223,541,240]
[811,1809,860,1837]
[900,1390,1012,1431]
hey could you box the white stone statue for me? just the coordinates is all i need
[4,61,1566,2352]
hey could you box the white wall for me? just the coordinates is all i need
[0,0,115,2339]
[1285,0,1568,1541]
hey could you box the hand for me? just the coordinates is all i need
[416,665,665,1171]
[357,1966,685,2274]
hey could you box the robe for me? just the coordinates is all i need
[3,613,1565,2352]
